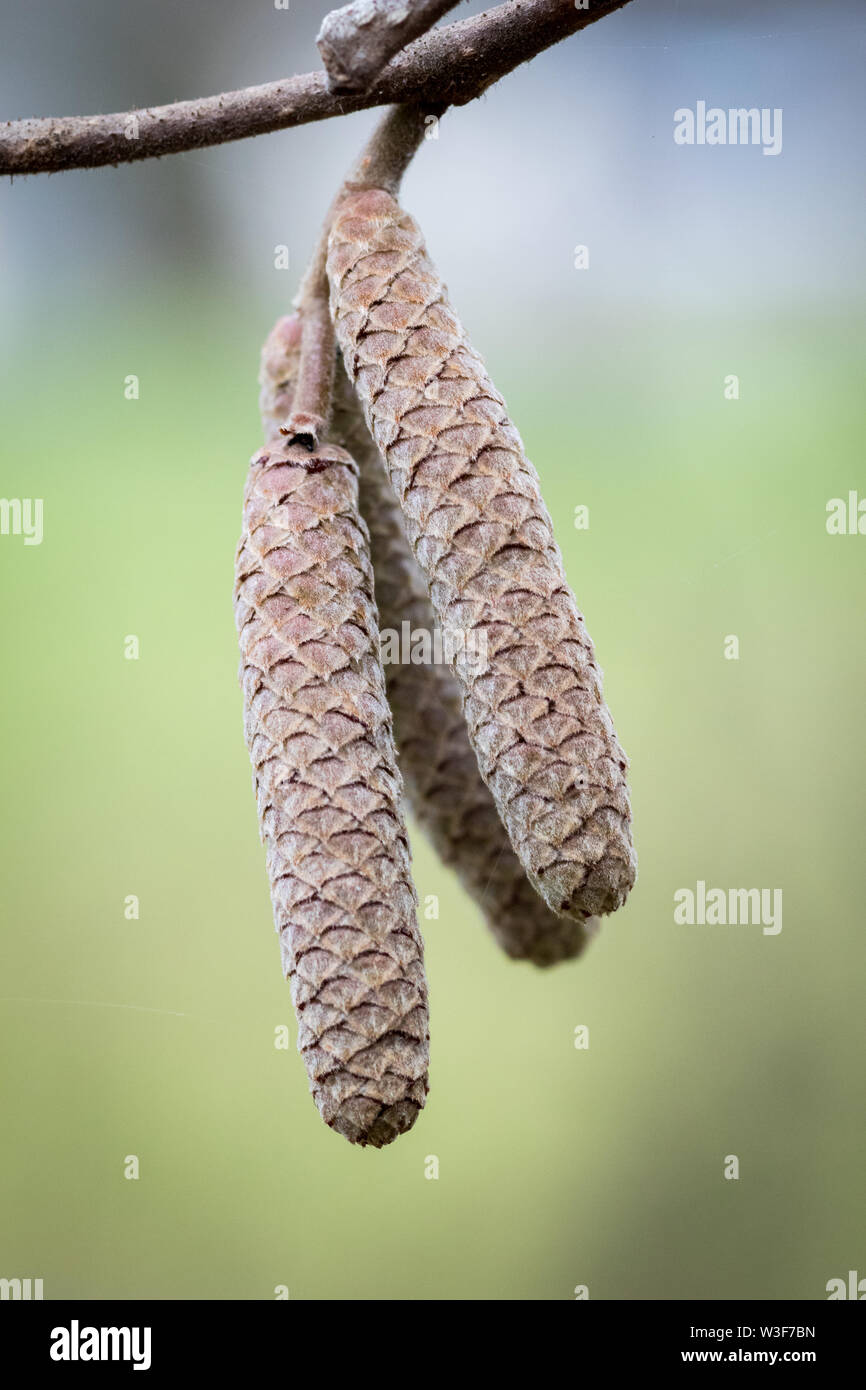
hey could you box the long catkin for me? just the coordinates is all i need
[263,316,595,965]
[235,318,429,1147]
[327,189,637,921]
[331,363,598,966]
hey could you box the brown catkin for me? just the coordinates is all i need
[264,316,594,964]
[331,365,598,966]
[235,319,429,1147]
[327,189,637,921]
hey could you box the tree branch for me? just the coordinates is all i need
[0,0,635,177]
[318,0,464,95]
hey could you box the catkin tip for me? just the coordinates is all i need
[328,1095,425,1148]
[509,914,600,969]
[555,855,637,921]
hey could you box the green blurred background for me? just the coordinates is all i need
[1,0,864,1300]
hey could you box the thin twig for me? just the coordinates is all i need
[344,99,437,195]
[318,0,464,95]
[0,0,636,177]
[280,265,336,448]
[281,103,433,450]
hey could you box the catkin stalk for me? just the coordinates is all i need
[235,317,429,1146]
[327,190,637,921]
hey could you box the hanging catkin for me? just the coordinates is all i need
[327,189,637,921]
[263,315,594,964]
[235,316,429,1147]
[330,360,598,966]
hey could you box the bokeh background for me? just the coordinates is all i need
[1,0,864,1301]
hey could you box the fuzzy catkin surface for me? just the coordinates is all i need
[332,368,596,966]
[327,189,637,920]
[234,402,429,1146]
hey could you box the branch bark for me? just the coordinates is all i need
[318,0,463,95]
[0,0,635,177]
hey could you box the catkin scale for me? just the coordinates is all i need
[327,189,636,921]
[235,321,429,1147]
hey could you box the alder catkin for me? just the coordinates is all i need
[331,364,597,966]
[327,189,636,922]
[235,320,429,1146]
[263,316,594,963]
